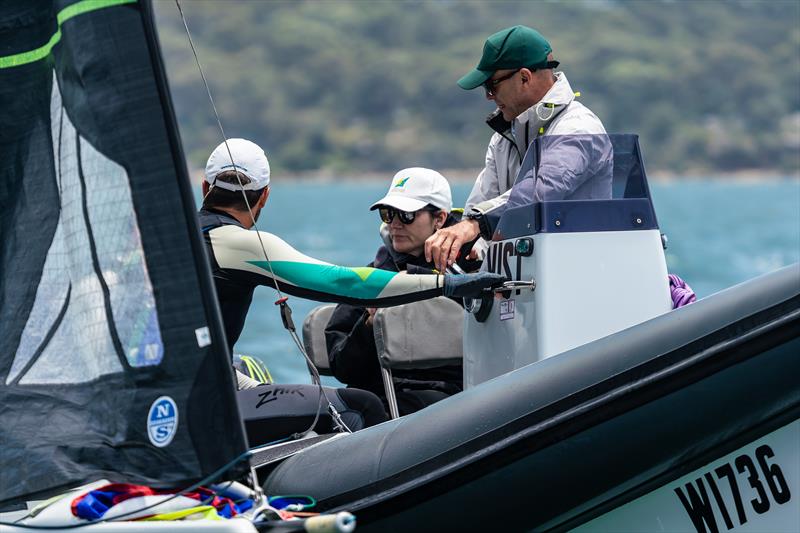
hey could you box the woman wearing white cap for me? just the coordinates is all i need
[325,168,477,416]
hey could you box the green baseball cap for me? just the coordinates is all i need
[458,25,557,90]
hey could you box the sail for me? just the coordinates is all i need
[0,0,248,507]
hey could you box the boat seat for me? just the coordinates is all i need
[373,296,464,419]
[302,297,464,419]
[301,304,336,376]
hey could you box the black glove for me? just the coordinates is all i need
[443,272,506,298]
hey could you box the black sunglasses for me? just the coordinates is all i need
[379,206,438,225]
[483,62,560,97]
[483,68,521,96]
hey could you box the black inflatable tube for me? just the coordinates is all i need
[263,264,800,531]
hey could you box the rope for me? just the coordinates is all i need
[174,1,285,301]
[174,1,350,436]
[2,451,256,529]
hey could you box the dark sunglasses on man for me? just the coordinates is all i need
[379,205,439,225]
[483,68,521,97]
[483,61,561,96]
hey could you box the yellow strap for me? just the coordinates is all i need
[574,91,581,97]
[242,357,256,379]
[246,358,260,381]
[256,363,269,384]
[243,356,265,383]
[242,355,272,384]
[141,506,221,521]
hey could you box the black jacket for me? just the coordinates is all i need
[324,214,465,401]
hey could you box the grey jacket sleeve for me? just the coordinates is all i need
[532,134,594,202]
[465,132,503,213]
[468,133,613,238]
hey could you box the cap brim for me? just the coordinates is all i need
[457,68,493,90]
[369,195,428,212]
[205,172,268,191]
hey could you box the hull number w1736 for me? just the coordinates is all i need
[674,444,792,533]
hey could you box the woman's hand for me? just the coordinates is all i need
[364,307,377,327]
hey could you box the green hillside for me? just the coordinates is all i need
[155,0,800,176]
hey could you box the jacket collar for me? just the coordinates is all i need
[514,72,574,133]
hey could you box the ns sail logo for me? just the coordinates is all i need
[147,396,179,447]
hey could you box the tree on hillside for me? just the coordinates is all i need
[156,0,800,176]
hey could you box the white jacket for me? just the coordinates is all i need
[465,72,608,217]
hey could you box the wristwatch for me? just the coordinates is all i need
[465,210,490,239]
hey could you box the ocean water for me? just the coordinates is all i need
[195,179,800,385]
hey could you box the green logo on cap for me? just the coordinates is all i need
[394,177,410,188]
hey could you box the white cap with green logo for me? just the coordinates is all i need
[370,167,452,213]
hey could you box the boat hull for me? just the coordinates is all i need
[263,265,800,532]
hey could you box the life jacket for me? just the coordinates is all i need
[196,207,254,350]
[198,208,245,235]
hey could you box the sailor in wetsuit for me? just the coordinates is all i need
[198,139,504,442]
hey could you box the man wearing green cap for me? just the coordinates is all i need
[425,25,612,271]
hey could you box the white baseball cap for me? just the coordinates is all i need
[370,167,452,213]
[205,138,271,191]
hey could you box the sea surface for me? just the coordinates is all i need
[194,179,800,385]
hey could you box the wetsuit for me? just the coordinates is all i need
[198,207,447,442]
[198,208,444,349]
[236,384,387,444]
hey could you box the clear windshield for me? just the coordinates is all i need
[507,133,652,209]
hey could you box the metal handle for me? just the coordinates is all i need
[493,279,536,292]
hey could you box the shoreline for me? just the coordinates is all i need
[188,167,800,185]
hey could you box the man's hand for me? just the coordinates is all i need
[425,219,480,271]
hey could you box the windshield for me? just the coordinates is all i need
[507,133,654,210]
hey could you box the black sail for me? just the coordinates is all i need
[0,0,248,507]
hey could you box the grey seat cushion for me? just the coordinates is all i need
[301,304,336,375]
[373,297,464,370]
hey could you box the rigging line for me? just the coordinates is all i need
[287,328,352,435]
[4,449,257,529]
[174,1,351,435]
[174,0,284,302]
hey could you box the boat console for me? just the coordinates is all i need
[465,134,673,387]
